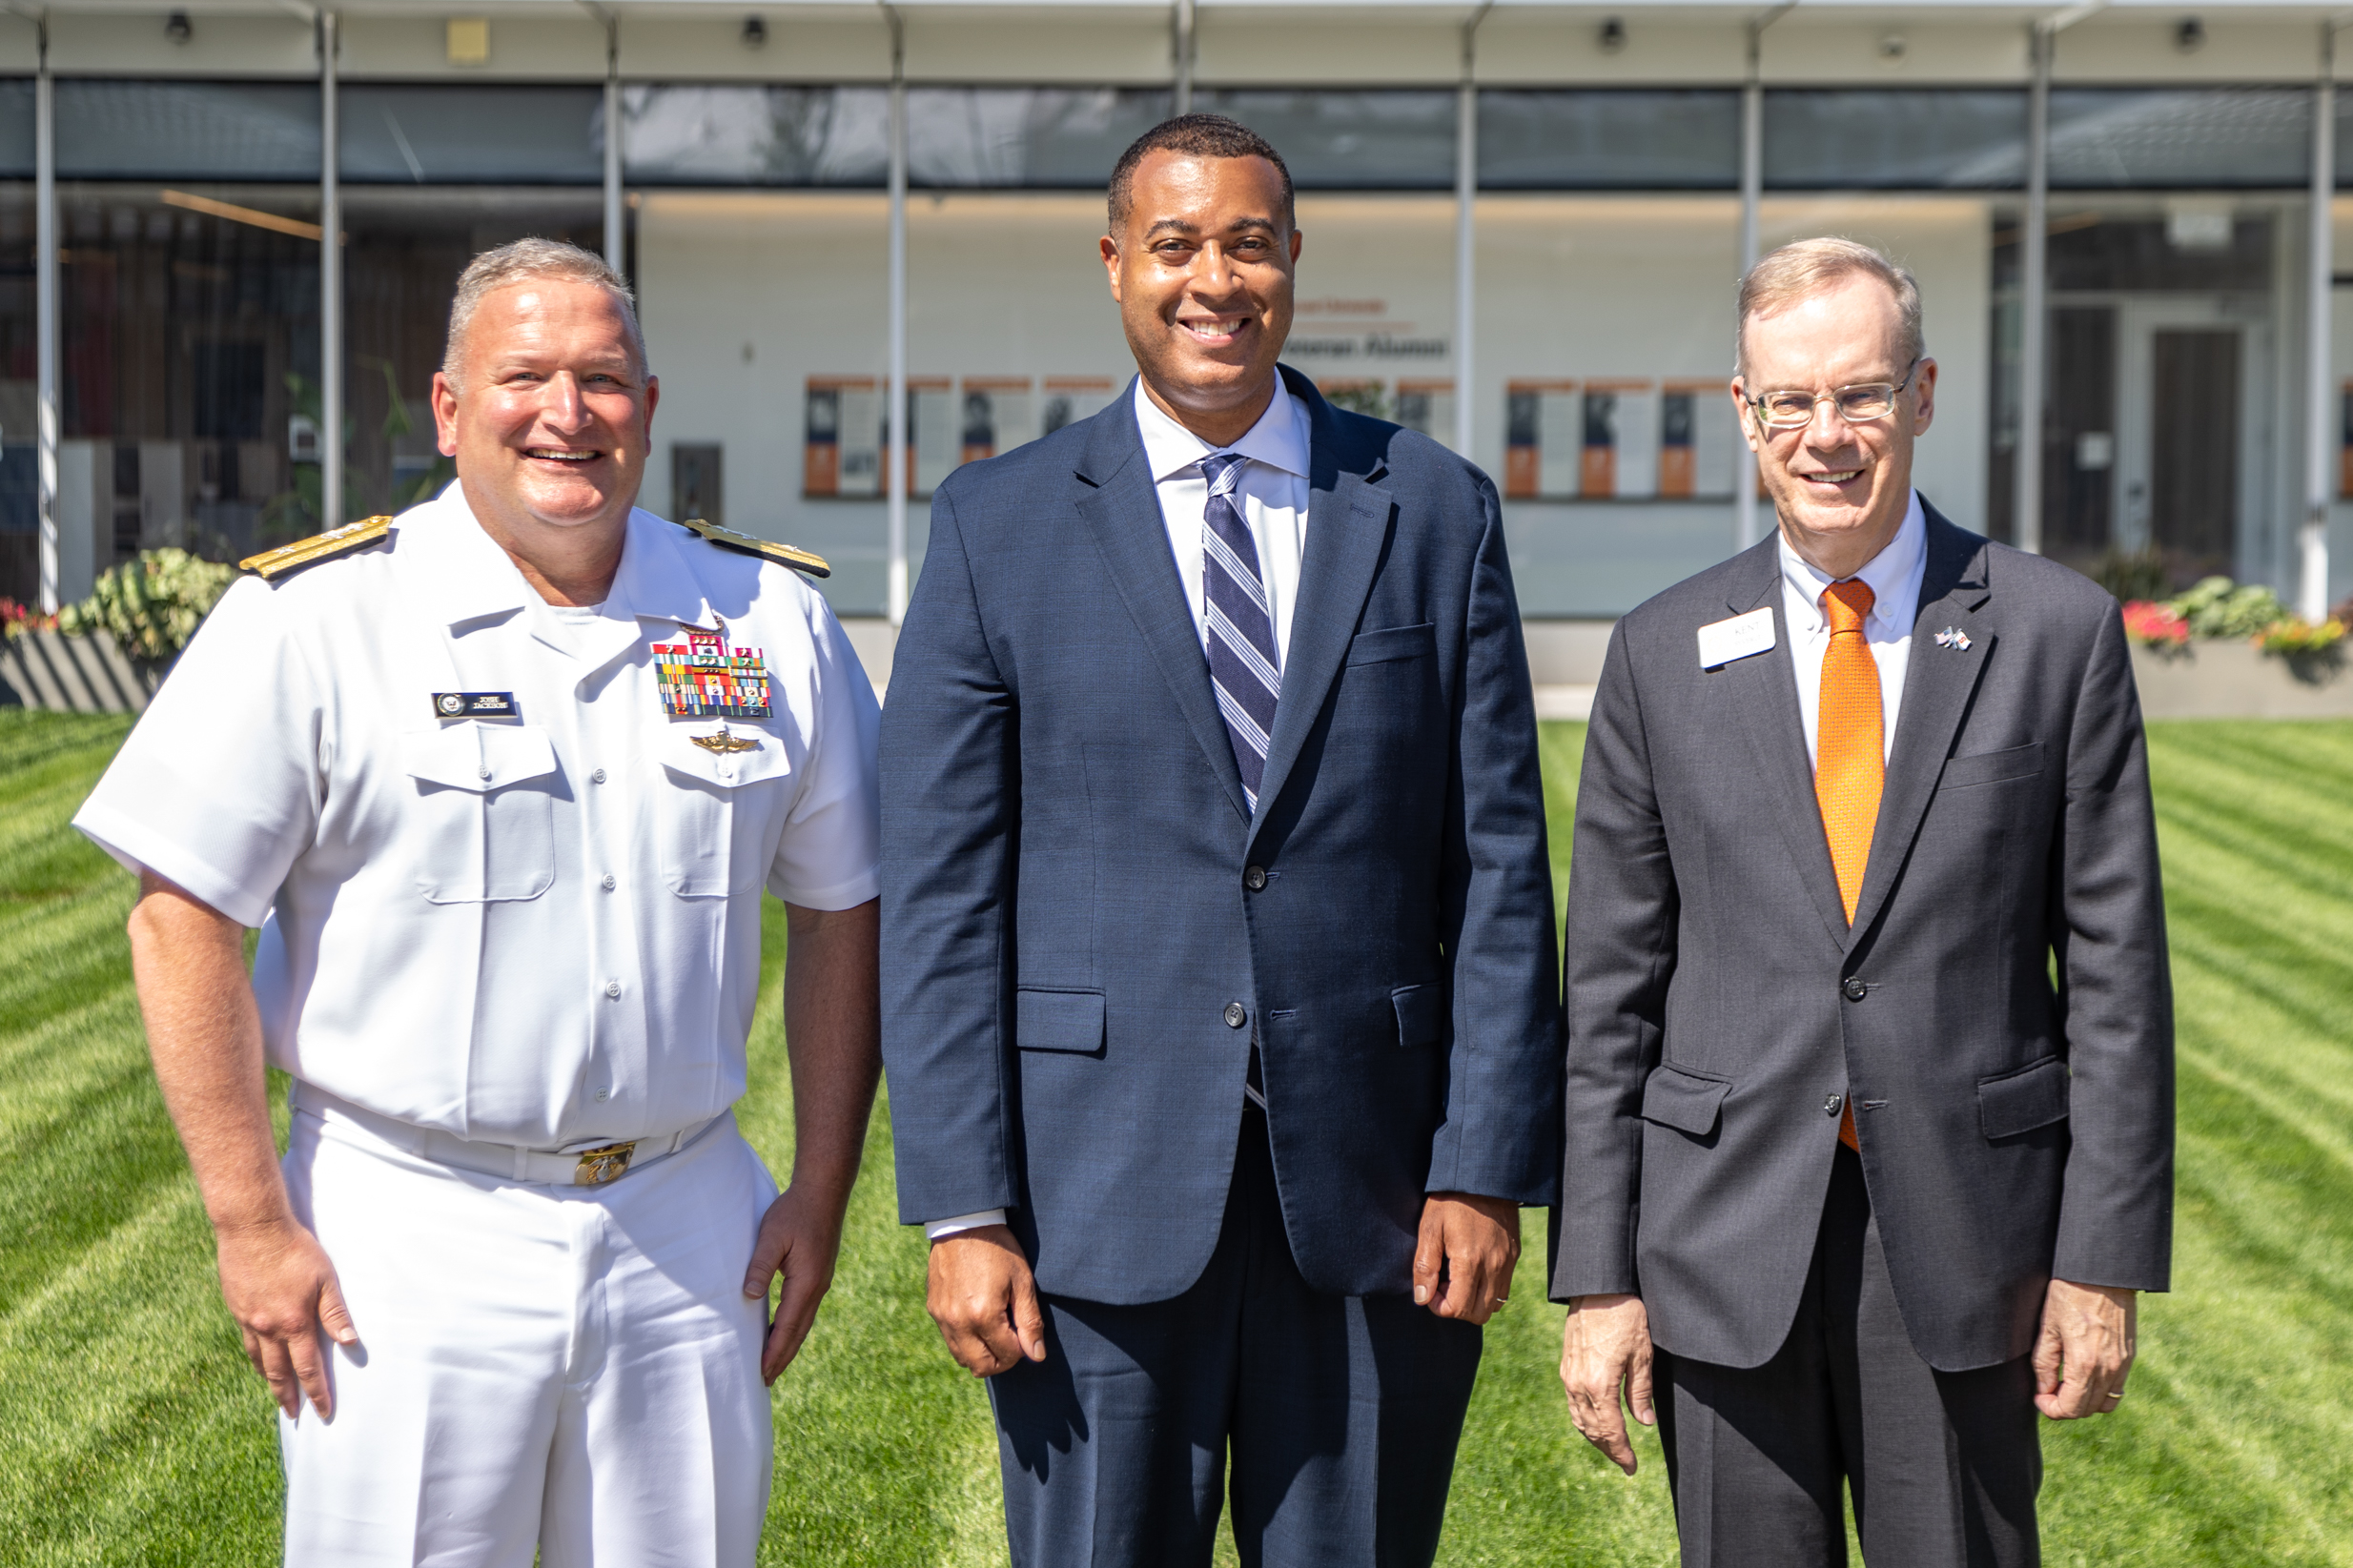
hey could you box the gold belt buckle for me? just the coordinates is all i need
[574,1141,637,1186]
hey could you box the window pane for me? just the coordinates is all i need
[58,82,319,181]
[1201,91,1455,190]
[56,183,321,572]
[0,81,32,178]
[908,88,1170,188]
[342,189,610,520]
[2049,89,2309,190]
[1479,92,1738,191]
[0,183,31,602]
[623,86,889,187]
[1764,91,2026,190]
[341,86,602,185]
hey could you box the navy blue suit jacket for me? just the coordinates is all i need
[878,368,1563,1305]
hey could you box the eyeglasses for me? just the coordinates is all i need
[1745,359,1922,431]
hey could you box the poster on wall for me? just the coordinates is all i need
[1039,377,1116,437]
[1661,379,1738,499]
[1395,379,1455,449]
[1504,380,1580,499]
[911,379,956,497]
[805,377,881,499]
[1582,380,1660,499]
[960,377,1034,464]
[2342,381,2353,499]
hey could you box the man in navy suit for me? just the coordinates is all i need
[879,115,1563,1565]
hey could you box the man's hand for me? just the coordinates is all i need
[1561,1292,1655,1475]
[743,1182,849,1385]
[1413,1191,1522,1324]
[927,1224,1047,1375]
[2033,1278,2137,1419]
[215,1216,357,1420]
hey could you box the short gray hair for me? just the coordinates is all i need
[1736,236,1923,379]
[441,237,647,386]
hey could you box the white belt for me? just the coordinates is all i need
[291,1083,726,1188]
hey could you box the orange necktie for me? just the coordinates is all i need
[1816,578,1880,1152]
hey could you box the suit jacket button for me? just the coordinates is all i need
[1825,1093,1845,1116]
[1244,865,1267,891]
[1842,977,1868,1002]
[1224,1002,1248,1028]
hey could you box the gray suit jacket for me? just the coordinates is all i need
[1550,503,2174,1373]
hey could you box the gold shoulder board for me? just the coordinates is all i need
[680,518,831,580]
[238,516,395,582]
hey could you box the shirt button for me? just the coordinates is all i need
[601,873,617,891]
[1842,977,1868,1002]
[594,1086,610,1103]
[1224,1002,1248,1029]
[477,766,492,781]
[1243,865,1267,891]
[604,979,623,999]
[591,767,607,784]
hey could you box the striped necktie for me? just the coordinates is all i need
[1200,452,1279,813]
[1816,576,1880,1153]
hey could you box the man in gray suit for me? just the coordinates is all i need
[1554,237,2173,1566]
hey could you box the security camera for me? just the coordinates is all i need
[164,10,193,45]
[2175,17,2205,52]
[741,15,767,48]
[1598,17,1627,53]
[1877,33,1908,61]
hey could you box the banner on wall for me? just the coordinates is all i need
[1661,379,1738,500]
[1040,377,1116,437]
[1504,380,1579,499]
[1395,379,1455,450]
[804,377,881,499]
[2342,381,2353,500]
[911,379,955,498]
[961,377,1033,464]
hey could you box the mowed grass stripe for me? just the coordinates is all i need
[1,712,2348,1566]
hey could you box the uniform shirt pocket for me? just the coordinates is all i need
[1015,989,1106,1055]
[656,728,796,899]
[1938,741,2044,791]
[1345,621,1438,666]
[399,723,560,904]
[1640,1062,1733,1137]
[1978,1055,2071,1140]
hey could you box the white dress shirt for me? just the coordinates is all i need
[1135,376,1314,669]
[76,483,882,1151]
[1779,491,1928,770]
[925,378,1315,1241]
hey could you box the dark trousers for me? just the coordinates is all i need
[988,1103,1484,1568]
[1656,1147,2042,1568]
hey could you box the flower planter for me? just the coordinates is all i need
[0,628,160,713]
[2130,639,2353,720]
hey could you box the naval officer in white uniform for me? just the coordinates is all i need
[73,238,882,1566]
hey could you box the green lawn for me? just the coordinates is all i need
[1,710,2348,1565]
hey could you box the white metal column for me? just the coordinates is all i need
[1735,19,1766,551]
[34,29,55,610]
[1173,0,1194,116]
[885,8,909,626]
[1454,5,1488,460]
[320,11,344,528]
[2302,24,2336,621]
[604,21,624,270]
[2015,21,2051,557]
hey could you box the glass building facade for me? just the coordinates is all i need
[9,0,2353,634]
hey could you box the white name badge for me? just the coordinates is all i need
[1697,606,1776,670]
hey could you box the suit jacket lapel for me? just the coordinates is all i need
[1721,539,1852,946]
[1248,380,1391,842]
[1846,504,1996,945]
[1073,386,1253,825]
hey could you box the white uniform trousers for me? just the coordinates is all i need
[277,1100,778,1567]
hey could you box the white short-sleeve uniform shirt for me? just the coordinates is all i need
[74,485,882,1150]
